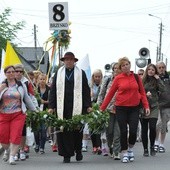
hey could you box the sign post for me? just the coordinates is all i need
[48,2,69,30]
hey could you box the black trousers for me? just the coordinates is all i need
[141,118,157,149]
[91,134,101,148]
[116,106,139,151]
[57,130,83,157]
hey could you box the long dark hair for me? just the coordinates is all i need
[142,64,159,88]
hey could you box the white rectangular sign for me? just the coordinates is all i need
[48,2,69,30]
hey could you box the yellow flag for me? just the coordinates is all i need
[3,41,21,68]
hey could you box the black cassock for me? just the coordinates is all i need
[49,67,91,157]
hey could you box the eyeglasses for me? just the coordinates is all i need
[15,70,24,73]
[158,66,165,69]
[138,73,143,75]
[6,71,15,74]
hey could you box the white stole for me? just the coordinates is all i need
[56,66,82,119]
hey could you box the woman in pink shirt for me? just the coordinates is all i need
[0,65,36,165]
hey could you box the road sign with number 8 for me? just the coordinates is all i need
[48,2,69,30]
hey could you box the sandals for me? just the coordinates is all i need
[154,145,159,152]
[159,146,165,153]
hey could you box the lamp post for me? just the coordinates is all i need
[148,14,163,61]
[148,39,159,63]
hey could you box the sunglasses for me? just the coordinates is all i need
[15,70,24,73]
[138,73,143,75]
[6,71,15,74]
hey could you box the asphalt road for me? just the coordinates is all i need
[1,126,170,170]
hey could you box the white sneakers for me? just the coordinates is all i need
[2,150,16,165]
[14,154,19,161]
[122,151,135,163]
[9,155,16,165]
[128,151,135,162]
[2,150,9,162]
[114,153,121,160]
[20,151,26,160]
[122,155,129,163]
[82,146,87,152]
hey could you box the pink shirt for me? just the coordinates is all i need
[0,85,22,114]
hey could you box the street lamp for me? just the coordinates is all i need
[148,39,159,62]
[148,14,163,61]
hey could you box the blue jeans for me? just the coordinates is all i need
[34,124,47,149]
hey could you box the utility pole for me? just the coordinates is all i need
[34,24,37,48]
[158,22,163,61]
[148,14,164,61]
[33,24,38,69]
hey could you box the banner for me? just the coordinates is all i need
[0,49,6,83]
[3,41,21,68]
[77,54,91,83]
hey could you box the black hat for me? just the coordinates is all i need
[60,52,78,62]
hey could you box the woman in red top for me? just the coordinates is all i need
[100,57,150,163]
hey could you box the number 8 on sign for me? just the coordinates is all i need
[53,4,65,22]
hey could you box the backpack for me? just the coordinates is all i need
[134,74,143,108]
[158,77,170,108]
[105,76,111,88]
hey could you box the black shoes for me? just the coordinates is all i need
[63,153,83,163]
[150,147,156,156]
[63,157,71,163]
[34,145,39,153]
[143,149,149,157]
[76,153,83,161]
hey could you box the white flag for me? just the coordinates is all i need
[77,54,91,83]
[0,49,6,83]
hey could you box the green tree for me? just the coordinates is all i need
[0,8,25,61]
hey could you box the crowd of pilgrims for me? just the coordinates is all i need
[0,52,170,165]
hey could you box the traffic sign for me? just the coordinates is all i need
[48,2,69,30]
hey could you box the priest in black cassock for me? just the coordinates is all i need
[48,52,92,163]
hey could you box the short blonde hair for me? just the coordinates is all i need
[118,57,131,70]
[14,64,24,71]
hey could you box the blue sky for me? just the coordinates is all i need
[1,0,170,74]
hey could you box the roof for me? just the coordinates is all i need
[16,47,49,74]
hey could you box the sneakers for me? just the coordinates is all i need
[109,147,114,158]
[92,147,97,154]
[24,145,30,153]
[82,146,87,152]
[136,137,142,142]
[2,150,9,162]
[14,154,19,161]
[20,151,26,160]
[102,148,108,156]
[52,145,58,152]
[114,153,121,160]
[9,155,16,165]
[93,147,102,155]
[49,140,54,146]
[128,151,135,162]
[143,149,149,157]
[40,148,45,154]
[34,145,39,153]
[97,147,102,155]
[122,155,129,163]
